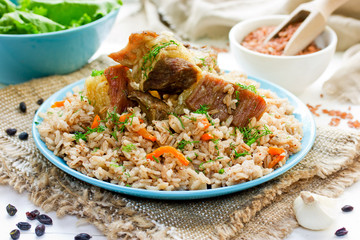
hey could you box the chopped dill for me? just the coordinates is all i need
[126,184,131,187]
[199,57,206,66]
[152,155,160,163]
[91,69,104,77]
[186,157,193,162]
[169,113,185,129]
[177,140,199,150]
[122,143,136,153]
[92,147,99,153]
[141,40,179,79]
[194,104,213,125]
[73,125,106,143]
[111,131,118,141]
[237,83,258,94]
[184,116,197,121]
[239,125,272,146]
[124,172,131,178]
[218,169,225,174]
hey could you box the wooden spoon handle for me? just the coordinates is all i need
[316,0,350,18]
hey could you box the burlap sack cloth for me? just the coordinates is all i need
[1,56,360,240]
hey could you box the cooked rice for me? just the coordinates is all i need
[38,72,303,191]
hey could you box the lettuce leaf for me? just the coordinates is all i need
[21,0,122,27]
[0,0,16,18]
[0,10,65,34]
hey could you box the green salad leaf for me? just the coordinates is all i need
[0,10,65,34]
[0,0,16,18]
[0,0,122,34]
[20,0,122,27]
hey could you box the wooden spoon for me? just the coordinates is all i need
[264,0,349,56]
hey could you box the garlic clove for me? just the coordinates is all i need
[293,191,336,230]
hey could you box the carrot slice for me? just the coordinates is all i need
[119,113,133,123]
[199,118,211,129]
[268,147,285,155]
[268,155,285,168]
[51,100,65,108]
[201,133,214,141]
[146,146,190,166]
[91,115,101,129]
[137,128,157,142]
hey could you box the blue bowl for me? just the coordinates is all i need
[0,9,119,84]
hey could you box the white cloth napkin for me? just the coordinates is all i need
[143,0,360,103]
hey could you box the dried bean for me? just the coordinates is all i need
[335,227,348,236]
[10,229,20,240]
[18,132,29,140]
[19,102,27,113]
[5,128,17,136]
[16,222,31,230]
[37,98,44,105]
[341,205,354,212]
[75,233,92,240]
[35,224,46,236]
[26,209,40,220]
[37,214,53,225]
[6,204,17,216]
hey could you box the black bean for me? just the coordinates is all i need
[18,132,29,140]
[75,233,92,240]
[35,224,46,236]
[335,227,348,236]
[26,209,40,220]
[19,102,27,113]
[5,128,17,136]
[6,204,17,216]
[37,214,53,225]
[16,222,31,230]
[10,229,20,240]
[341,205,354,212]
[37,98,44,105]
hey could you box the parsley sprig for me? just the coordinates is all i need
[177,140,199,150]
[141,40,179,79]
[194,104,213,125]
[73,125,106,143]
[239,125,272,146]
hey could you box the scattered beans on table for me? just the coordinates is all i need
[19,102,27,113]
[6,204,17,216]
[26,209,40,220]
[18,132,29,140]
[35,224,46,236]
[37,98,44,105]
[37,214,53,225]
[5,128,17,136]
[75,233,92,240]
[10,229,20,240]
[341,205,354,212]
[16,222,31,230]
[335,227,348,236]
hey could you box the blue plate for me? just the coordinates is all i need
[32,76,316,200]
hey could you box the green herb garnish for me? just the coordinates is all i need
[122,143,136,153]
[177,139,199,150]
[152,155,160,163]
[239,125,272,146]
[170,113,185,129]
[73,125,106,143]
[186,157,193,162]
[218,169,225,174]
[141,40,179,79]
[194,104,213,125]
[91,69,104,77]
[237,83,258,94]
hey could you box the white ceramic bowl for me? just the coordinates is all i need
[229,15,337,96]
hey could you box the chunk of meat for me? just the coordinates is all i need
[128,90,173,122]
[108,31,159,68]
[144,57,200,94]
[185,74,266,127]
[104,64,134,113]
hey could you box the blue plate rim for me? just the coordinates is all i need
[32,76,316,200]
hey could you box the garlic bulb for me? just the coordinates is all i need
[293,191,336,230]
